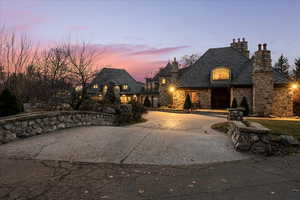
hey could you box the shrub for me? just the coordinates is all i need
[114,102,147,125]
[184,94,192,111]
[130,101,147,121]
[240,96,250,116]
[231,98,237,108]
[0,89,24,117]
[104,84,119,104]
[143,96,151,107]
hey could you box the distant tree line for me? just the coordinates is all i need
[0,27,101,110]
[273,54,300,81]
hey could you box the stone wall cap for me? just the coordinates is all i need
[231,120,271,134]
[0,111,114,125]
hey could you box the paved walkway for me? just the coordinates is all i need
[0,111,249,165]
[1,155,300,199]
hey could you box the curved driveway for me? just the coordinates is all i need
[0,111,249,165]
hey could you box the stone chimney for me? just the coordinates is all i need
[170,57,179,83]
[252,43,274,116]
[230,37,250,58]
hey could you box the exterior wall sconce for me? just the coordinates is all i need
[291,83,298,90]
[169,86,176,93]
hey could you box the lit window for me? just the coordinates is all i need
[75,86,82,91]
[161,78,167,84]
[123,84,128,90]
[120,95,127,103]
[212,67,230,80]
[103,85,108,94]
[93,84,98,89]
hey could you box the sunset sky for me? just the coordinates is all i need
[1,0,300,81]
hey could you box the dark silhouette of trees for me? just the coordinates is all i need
[184,94,192,112]
[293,57,300,81]
[231,98,237,108]
[274,54,290,78]
[240,97,249,116]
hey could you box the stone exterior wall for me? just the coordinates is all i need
[198,89,211,109]
[252,72,274,116]
[231,87,253,111]
[158,77,172,106]
[173,89,185,110]
[0,111,115,144]
[172,89,211,109]
[272,86,293,117]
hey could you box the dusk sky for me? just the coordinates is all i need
[1,0,300,81]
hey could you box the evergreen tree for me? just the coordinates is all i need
[104,84,117,104]
[240,96,249,116]
[231,98,237,108]
[0,89,24,117]
[184,94,192,111]
[274,54,290,78]
[143,96,151,107]
[293,57,300,81]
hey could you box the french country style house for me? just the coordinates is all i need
[88,68,144,103]
[144,38,293,117]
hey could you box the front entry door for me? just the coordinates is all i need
[211,88,230,109]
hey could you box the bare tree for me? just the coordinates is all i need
[63,42,100,109]
[0,27,36,96]
[180,54,201,68]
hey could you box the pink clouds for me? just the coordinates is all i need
[90,43,189,81]
[130,46,190,56]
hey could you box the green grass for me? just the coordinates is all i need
[248,119,300,140]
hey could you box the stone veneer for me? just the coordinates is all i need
[272,86,293,117]
[198,89,211,109]
[231,87,253,111]
[173,89,185,109]
[0,111,115,144]
[253,71,274,116]
[158,77,172,106]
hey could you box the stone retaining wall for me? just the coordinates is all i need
[0,111,115,144]
[228,120,299,155]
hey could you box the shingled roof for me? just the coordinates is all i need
[90,68,144,94]
[177,47,288,88]
[152,62,174,81]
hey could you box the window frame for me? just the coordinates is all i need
[211,67,231,81]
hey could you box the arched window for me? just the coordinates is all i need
[212,67,231,80]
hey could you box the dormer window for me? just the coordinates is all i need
[161,78,167,84]
[123,84,128,90]
[212,67,231,80]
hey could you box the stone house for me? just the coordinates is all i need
[145,38,293,117]
[88,68,144,103]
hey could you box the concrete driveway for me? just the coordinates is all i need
[0,111,249,165]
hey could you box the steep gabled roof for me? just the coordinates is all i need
[152,62,173,81]
[178,47,252,88]
[90,68,144,94]
[177,47,289,88]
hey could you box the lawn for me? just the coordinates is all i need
[211,119,300,140]
[247,119,300,140]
